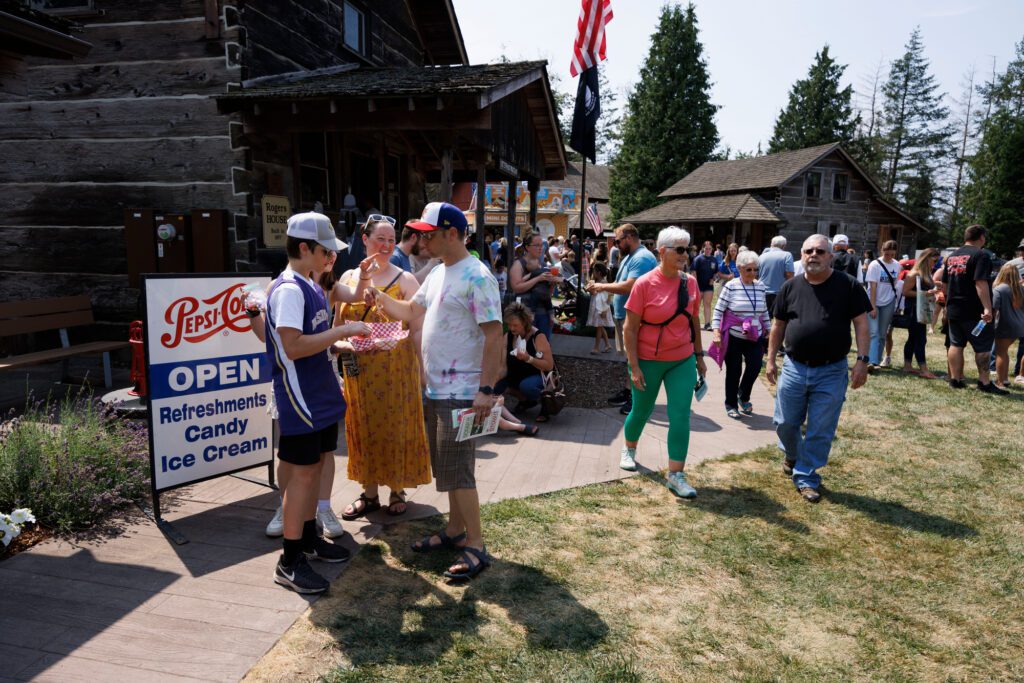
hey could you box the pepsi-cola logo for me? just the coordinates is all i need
[161,283,251,348]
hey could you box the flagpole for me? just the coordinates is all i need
[577,157,587,320]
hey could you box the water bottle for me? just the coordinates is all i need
[971,320,986,337]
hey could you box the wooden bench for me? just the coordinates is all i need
[0,295,129,388]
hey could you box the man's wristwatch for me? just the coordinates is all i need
[478,385,494,395]
[855,355,870,364]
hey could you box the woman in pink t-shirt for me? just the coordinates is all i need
[619,226,706,498]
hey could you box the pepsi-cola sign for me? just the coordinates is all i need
[143,275,273,491]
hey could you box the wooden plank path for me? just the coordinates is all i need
[0,341,776,682]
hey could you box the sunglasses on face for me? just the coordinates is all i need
[802,248,828,255]
[366,214,396,226]
[742,267,758,272]
[669,246,688,254]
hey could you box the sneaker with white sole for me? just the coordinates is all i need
[265,505,284,537]
[881,356,892,368]
[316,508,346,538]
[667,471,697,498]
[304,537,351,563]
[274,554,329,594]
[619,446,637,471]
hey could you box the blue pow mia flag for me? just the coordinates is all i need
[569,65,600,163]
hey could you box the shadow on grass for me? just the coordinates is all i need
[316,537,608,668]
[826,490,978,538]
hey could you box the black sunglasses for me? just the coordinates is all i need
[802,248,828,255]
[669,246,688,254]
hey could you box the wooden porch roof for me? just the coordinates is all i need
[619,193,783,225]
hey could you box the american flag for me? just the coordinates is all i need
[570,0,613,78]
[585,202,602,236]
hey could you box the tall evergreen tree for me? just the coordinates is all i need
[767,45,859,153]
[962,38,1024,255]
[609,3,718,220]
[879,28,953,203]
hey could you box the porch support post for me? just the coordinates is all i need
[440,148,454,202]
[527,177,539,232]
[506,179,516,270]
[476,165,487,262]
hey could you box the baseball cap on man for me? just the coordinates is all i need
[286,212,347,252]
[406,202,467,233]
[833,234,849,246]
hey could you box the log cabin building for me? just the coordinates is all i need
[0,0,566,340]
[619,143,927,256]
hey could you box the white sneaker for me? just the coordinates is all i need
[881,356,892,368]
[667,471,697,498]
[619,446,637,471]
[316,508,346,539]
[265,505,284,537]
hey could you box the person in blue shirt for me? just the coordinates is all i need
[586,223,658,414]
[758,235,795,313]
[719,242,740,282]
[692,241,719,330]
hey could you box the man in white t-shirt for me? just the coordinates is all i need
[865,239,902,369]
[367,202,502,581]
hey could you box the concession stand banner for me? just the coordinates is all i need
[143,274,273,500]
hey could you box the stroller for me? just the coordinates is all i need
[554,274,589,320]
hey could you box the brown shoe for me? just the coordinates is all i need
[783,459,795,476]
[798,487,820,503]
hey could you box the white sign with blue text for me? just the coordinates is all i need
[144,275,273,491]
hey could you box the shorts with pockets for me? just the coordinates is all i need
[424,398,476,491]
[947,316,995,351]
[277,422,339,466]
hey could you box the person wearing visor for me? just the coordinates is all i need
[364,202,502,581]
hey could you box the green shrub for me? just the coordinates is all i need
[0,393,150,532]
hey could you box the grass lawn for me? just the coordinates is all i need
[247,330,1023,682]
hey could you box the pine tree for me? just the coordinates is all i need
[609,3,718,220]
[962,38,1024,255]
[879,28,953,204]
[767,45,859,153]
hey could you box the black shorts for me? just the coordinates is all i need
[947,317,995,351]
[277,422,339,466]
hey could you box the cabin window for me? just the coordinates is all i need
[832,173,850,202]
[298,133,334,210]
[805,171,822,199]
[29,0,94,13]
[343,2,365,55]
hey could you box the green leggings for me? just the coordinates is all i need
[623,355,697,463]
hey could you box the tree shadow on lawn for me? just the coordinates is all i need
[825,490,978,538]
[315,535,609,668]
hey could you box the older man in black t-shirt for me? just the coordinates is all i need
[767,234,871,503]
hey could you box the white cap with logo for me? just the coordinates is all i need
[833,234,849,247]
[286,212,347,252]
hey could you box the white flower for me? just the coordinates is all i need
[9,508,35,525]
[0,518,15,547]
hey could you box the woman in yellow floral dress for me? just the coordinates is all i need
[335,216,431,517]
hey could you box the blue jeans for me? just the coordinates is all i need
[869,300,895,364]
[495,373,544,402]
[773,358,849,490]
[533,310,552,340]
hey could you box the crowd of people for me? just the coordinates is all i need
[250,204,1023,594]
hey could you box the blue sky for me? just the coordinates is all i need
[453,0,1023,155]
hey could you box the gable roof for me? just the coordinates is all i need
[660,143,840,197]
[407,0,468,66]
[558,161,610,200]
[619,193,782,225]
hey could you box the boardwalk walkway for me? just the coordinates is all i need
[1,334,777,681]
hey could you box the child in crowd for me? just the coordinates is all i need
[494,259,508,300]
[587,262,614,354]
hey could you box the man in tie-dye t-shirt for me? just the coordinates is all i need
[365,202,501,581]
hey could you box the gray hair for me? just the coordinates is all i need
[736,250,759,268]
[656,225,691,249]
[771,235,787,248]
[803,234,832,251]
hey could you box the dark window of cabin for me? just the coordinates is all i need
[343,2,365,55]
[833,173,849,202]
[805,171,822,199]
[30,0,93,12]
[298,133,334,210]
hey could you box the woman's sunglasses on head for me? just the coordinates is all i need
[367,214,396,226]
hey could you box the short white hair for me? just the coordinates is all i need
[803,234,832,251]
[737,250,759,268]
[657,225,691,249]
[771,235,787,248]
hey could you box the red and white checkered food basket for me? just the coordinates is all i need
[350,321,408,353]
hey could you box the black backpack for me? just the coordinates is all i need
[640,276,696,356]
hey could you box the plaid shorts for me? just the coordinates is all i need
[423,398,476,492]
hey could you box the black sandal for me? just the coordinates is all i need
[340,493,381,520]
[444,546,492,581]
[386,490,407,516]
[411,529,467,553]
[519,424,539,437]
